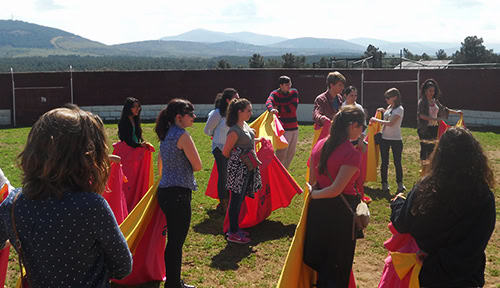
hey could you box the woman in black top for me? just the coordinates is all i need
[390,127,495,287]
[118,97,144,148]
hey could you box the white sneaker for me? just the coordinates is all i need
[382,182,390,192]
[397,182,406,192]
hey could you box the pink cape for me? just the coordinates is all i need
[205,139,302,233]
[109,142,167,285]
[0,185,9,287]
[378,222,420,288]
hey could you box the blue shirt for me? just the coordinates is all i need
[159,125,197,191]
[0,188,132,288]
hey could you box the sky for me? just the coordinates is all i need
[2,0,499,46]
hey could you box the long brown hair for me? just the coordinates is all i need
[412,127,494,215]
[385,87,401,110]
[318,106,365,175]
[155,98,194,141]
[226,98,251,127]
[19,108,110,200]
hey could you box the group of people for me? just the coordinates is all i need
[0,71,495,288]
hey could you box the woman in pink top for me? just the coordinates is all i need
[303,106,366,288]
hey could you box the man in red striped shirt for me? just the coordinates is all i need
[266,76,299,169]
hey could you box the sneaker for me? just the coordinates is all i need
[227,232,251,244]
[180,279,196,288]
[382,182,390,192]
[225,229,250,237]
[397,182,406,192]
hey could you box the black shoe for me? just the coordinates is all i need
[180,280,195,288]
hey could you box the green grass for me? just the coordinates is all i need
[1,124,499,287]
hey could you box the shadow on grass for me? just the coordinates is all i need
[364,186,393,202]
[210,220,296,271]
[192,208,225,236]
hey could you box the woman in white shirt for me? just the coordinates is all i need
[204,88,239,214]
[370,88,405,193]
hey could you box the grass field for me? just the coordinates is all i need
[1,123,499,288]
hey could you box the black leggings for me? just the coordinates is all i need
[213,147,229,200]
[158,187,192,288]
[380,138,403,184]
[418,126,438,161]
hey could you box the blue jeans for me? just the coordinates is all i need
[213,147,229,200]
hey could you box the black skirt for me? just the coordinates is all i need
[303,194,359,285]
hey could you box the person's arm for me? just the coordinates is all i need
[93,197,133,279]
[311,165,359,199]
[118,121,141,148]
[390,189,414,234]
[308,154,317,186]
[177,132,202,172]
[204,109,221,136]
[371,114,401,127]
[266,93,278,114]
[312,96,329,126]
[222,131,238,158]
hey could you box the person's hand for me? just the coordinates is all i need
[306,182,314,199]
[377,108,385,113]
[457,110,463,115]
[321,115,330,124]
[357,139,367,153]
[270,109,279,114]
[391,192,406,202]
[108,154,121,164]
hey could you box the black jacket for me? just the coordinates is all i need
[390,185,496,287]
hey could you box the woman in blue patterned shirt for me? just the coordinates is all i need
[0,108,132,287]
[155,98,202,288]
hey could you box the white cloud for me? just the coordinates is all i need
[0,0,499,45]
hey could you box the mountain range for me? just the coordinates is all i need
[1,20,499,58]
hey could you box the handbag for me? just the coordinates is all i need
[374,132,383,145]
[240,149,262,171]
[11,191,32,287]
[326,170,370,240]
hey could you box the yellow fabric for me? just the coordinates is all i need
[390,252,422,288]
[277,190,316,287]
[365,111,383,182]
[456,114,464,127]
[119,179,160,254]
[0,184,7,197]
[249,111,288,151]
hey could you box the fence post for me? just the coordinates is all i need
[10,68,16,127]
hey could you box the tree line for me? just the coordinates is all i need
[2,36,498,72]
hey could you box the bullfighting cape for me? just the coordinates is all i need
[205,111,302,232]
[378,223,421,288]
[108,142,167,285]
[0,184,9,288]
[365,111,383,182]
[438,114,466,139]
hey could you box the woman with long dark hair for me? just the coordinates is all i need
[222,98,262,244]
[370,88,405,193]
[118,97,145,148]
[390,127,495,287]
[417,79,462,163]
[0,108,132,287]
[304,106,366,288]
[204,88,240,214]
[155,98,202,288]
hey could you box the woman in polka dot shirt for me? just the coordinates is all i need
[0,108,133,287]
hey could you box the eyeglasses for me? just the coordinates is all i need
[385,96,394,100]
[183,111,195,117]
